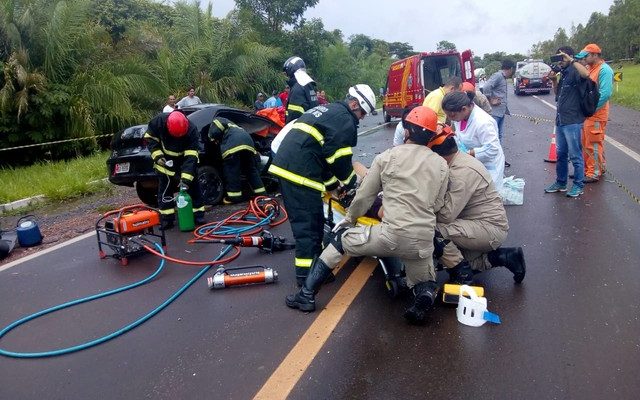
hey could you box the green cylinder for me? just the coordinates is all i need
[177,188,195,232]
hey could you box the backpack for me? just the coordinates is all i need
[579,77,600,117]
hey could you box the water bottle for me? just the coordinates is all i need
[177,187,195,231]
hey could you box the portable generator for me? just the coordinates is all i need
[96,205,166,265]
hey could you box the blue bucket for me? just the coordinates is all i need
[16,215,43,247]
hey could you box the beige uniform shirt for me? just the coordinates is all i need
[346,144,449,240]
[437,151,508,230]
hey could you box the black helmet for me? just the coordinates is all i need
[283,56,306,78]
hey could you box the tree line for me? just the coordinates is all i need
[529,0,640,61]
[0,0,416,165]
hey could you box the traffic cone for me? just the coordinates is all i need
[544,126,557,163]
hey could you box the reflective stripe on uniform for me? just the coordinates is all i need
[193,206,205,212]
[181,172,194,182]
[213,119,225,131]
[268,164,325,192]
[150,149,164,160]
[295,257,313,268]
[162,144,183,157]
[254,187,266,193]
[292,122,324,145]
[326,147,353,164]
[222,144,257,159]
[227,191,242,197]
[287,104,305,114]
[324,176,338,187]
[159,208,175,215]
[154,164,175,176]
[184,149,199,159]
[340,170,356,186]
[143,132,159,142]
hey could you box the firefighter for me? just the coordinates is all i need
[208,117,266,204]
[283,56,318,123]
[285,106,450,325]
[269,84,376,286]
[429,134,525,285]
[144,111,206,229]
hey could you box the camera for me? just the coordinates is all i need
[550,54,564,63]
[550,64,562,73]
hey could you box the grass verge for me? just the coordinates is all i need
[610,62,640,110]
[0,151,111,203]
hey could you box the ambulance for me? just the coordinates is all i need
[382,50,475,122]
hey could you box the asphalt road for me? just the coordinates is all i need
[1,93,640,399]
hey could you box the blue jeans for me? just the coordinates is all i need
[492,115,504,142]
[555,123,584,188]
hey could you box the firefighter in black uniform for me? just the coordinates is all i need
[283,56,318,123]
[269,84,377,285]
[208,117,266,204]
[144,111,206,229]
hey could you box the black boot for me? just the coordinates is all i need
[286,258,333,312]
[488,247,526,283]
[404,281,438,325]
[447,260,474,285]
[160,218,175,231]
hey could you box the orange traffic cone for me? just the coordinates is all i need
[544,126,557,163]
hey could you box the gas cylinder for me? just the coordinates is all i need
[176,188,195,231]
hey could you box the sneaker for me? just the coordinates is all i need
[544,182,567,193]
[566,185,584,198]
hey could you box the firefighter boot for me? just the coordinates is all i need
[160,217,175,231]
[403,281,439,325]
[447,260,474,285]
[488,247,526,283]
[286,258,333,312]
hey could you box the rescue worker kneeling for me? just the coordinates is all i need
[430,134,526,284]
[208,117,266,204]
[145,111,205,230]
[286,106,449,325]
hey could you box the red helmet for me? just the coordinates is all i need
[427,125,455,148]
[404,106,438,133]
[167,111,189,137]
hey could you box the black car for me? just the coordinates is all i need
[107,104,281,206]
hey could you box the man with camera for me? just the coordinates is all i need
[544,47,590,198]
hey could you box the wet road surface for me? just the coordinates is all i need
[1,93,640,399]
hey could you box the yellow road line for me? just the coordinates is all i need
[253,257,378,400]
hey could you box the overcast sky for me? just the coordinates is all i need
[207,0,615,56]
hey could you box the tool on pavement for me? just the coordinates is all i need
[96,205,166,265]
[192,230,294,253]
[442,283,485,304]
[16,215,43,247]
[207,265,278,289]
[456,285,501,327]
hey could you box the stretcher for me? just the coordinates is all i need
[322,194,407,298]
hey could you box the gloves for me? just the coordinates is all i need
[331,218,352,233]
[156,157,167,167]
[178,181,189,191]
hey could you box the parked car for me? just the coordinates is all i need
[107,104,281,206]
[382,49,475,122]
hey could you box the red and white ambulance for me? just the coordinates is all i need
[382,50,475,122]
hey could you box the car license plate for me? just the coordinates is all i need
[115,162,130,174]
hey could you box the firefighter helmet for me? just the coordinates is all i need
[167,111,189,138]
[348,84,376,115]
[404,106,438,133]
[283,56,306,78]
[427,125,455,149]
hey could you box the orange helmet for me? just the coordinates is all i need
[404,106,438,133]
[167,111,189,137]
[427,125,455,148]
[461,81,475,93]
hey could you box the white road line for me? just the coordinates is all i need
[532,95,640,164]
[358,122,392,137]
[0,231,95,272]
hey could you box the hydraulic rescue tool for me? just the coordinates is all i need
[207,265,278,289]
[192,230,295,253]
[96,205,166,265]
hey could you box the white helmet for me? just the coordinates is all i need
[348,84,376,115]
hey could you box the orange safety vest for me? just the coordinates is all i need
[588,61,609,121]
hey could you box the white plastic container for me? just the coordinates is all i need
[456,285,488,327]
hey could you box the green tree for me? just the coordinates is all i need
[388,41,415,59]
[235,0,319,32]
[436,40,457,52]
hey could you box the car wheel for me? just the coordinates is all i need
[135,181,159,207]
[198,165,224,206]
[383,108,391,123]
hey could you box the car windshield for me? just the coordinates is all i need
[422,55,461,91]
